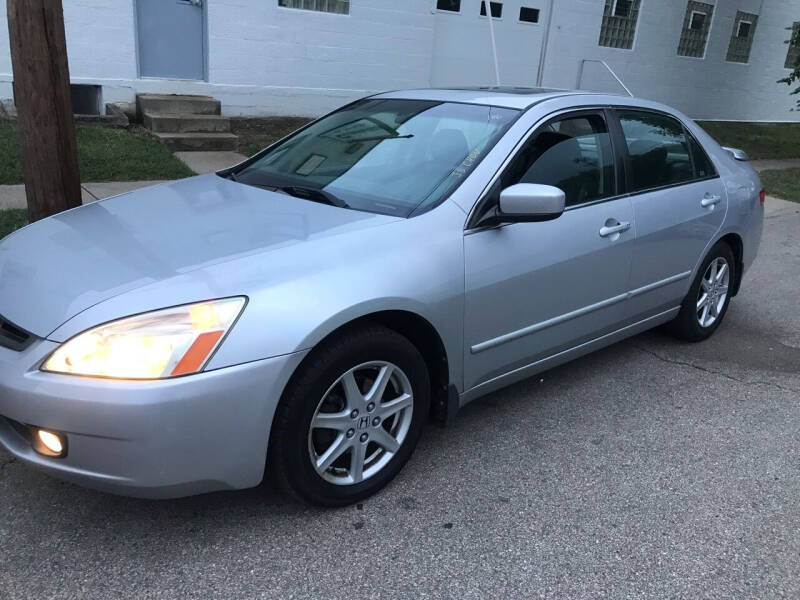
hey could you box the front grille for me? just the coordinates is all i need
[0,315,34,351]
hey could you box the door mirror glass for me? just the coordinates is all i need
[498,183,565,222]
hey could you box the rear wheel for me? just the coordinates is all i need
[269,325,430,506]
[670,241,735,342]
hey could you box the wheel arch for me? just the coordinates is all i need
[716,231,744,296]
[284,308,454,424]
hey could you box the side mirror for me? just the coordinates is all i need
[476,183,565,227]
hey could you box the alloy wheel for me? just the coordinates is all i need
[308,361,414,485]
[696,257,730,328]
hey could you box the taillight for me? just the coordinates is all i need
[759,189,766,205]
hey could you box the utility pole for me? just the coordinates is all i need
[7,0,81,223]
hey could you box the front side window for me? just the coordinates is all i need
[497,113,616,208]
[234,99,518,217]
[617,110,694,191]
[726,11,759,63]
[599,0,641,49]
[678,2,714,58]
[785,22,800,69]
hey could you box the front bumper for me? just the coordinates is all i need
[0,340,306,498]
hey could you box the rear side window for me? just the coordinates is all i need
[689,136,717,179]
[500,113,616,207]
[617,110,694,191]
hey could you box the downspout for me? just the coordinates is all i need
[536,0,556,86]
[486,2,501,85]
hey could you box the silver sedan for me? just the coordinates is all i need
[0,88,764,506]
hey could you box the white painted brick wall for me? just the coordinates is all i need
[0,0,798,120]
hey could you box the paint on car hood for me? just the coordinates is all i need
[0,174,400,337]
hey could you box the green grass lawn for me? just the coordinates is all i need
[760,168,800,203]
[0,121,194,185]
[697,121,800,160]
[0,208,28,240]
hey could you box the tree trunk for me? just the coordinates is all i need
[7,0,81,223]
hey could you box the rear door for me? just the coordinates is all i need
[612,108,727,321]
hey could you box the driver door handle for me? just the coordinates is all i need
[701,194,722,207]
[599,221,631,237]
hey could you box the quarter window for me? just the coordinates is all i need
[726,11,758,63]
[617,110,694,191]
[785,22,800,69]
[499,113,616,208]
[689,136,717,179]
[599,0,641,49]
[678,2,714,58]
[277,0,349,14]
[436,0,461,13]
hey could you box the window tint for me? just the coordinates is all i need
[617,110,694,191]
[500,114,616,208]
[689,136,716,179]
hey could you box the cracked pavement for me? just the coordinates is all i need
[1,199,798,599]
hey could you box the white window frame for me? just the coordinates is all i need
[737,19,753,38]
[479,1,504,20]
[689,10,707,31]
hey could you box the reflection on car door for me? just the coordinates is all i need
[463,110,634,391]
[614,109,728,322]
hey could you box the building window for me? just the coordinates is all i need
[277,0,349,15]
[786,22,800,69]
[726,11,758,63]
[436,0,461,12]
[599,0,641,49]
[678,2,714,58]
[519,7,540,23]
[480,1,503,19]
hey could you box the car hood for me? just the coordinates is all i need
[0,174,400,338]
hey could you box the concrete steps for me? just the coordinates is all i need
[137,94,237,152]
[144,112,231,133]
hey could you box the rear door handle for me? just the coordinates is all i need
[599,221,631,237]
[701,194,722,207]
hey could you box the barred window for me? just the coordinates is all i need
[726,11,758,63]
[599,0,641,50]
[786,22,800,69]
[678,2,714,58]
[277,0,349,14]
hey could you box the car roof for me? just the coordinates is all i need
[372,87,615,110]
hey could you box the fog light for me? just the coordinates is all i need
[32,428,67,458]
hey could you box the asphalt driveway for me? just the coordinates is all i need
[1,200,798,600]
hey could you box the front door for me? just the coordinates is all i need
[463,110,634,391]
[136,0,205,80]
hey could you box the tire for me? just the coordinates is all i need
[268,324,430,507]
[669,241,736,342]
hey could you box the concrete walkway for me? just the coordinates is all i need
[751,158,800,172]
[0,150,249,210]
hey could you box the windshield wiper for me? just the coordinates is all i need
[278,185,349,209]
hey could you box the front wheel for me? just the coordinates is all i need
[268,325,430,507]
[669,241,735,342]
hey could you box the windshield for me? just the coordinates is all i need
[232,99,519,217]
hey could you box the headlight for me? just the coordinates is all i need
[42,297,246,379]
